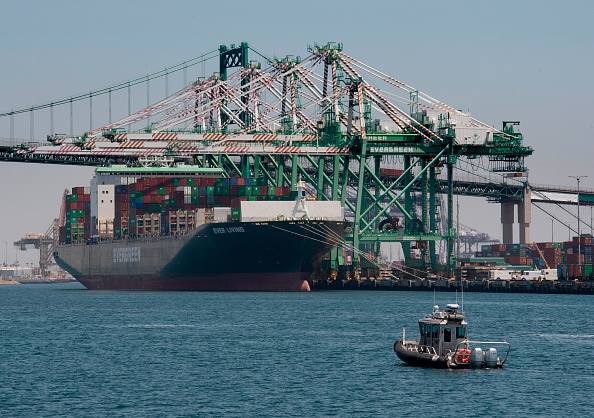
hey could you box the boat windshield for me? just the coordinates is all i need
[419,323,440,345]
[456,326,466,339]
[444,327,452,342]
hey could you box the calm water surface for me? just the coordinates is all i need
[1,283,593,417]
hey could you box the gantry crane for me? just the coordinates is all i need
[14,219,59,277]
[0,42,535,279]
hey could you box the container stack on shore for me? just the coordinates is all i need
[475,236,593,280]
[59,176,292,244]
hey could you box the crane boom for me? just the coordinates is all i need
[532,242,549,269]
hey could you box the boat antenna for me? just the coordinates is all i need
[461,272,464,313]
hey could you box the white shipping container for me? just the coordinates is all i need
[453,127,491,145]
[240,200,344,222]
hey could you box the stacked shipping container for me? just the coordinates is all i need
[477,234,594,279]
[61,176,293,244]
[59,187,91,243]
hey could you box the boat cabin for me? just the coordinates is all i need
[418,304,467,356]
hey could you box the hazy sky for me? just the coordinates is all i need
[1,0,593,266]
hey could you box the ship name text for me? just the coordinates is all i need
[213,227,246,234]
[113,247,141,263]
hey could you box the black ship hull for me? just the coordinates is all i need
[54,220,347,291]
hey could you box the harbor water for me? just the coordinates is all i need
[1,283,593,416]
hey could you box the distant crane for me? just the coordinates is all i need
[13,189,68,277]
[14,189,68,277]
[456,222,499,258]
[14,218,59,277]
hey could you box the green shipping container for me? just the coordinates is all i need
[129,218,137,226]
[172,178,180,187]
[191,186,199,195]
[70,194,78,202]
[215,186,230,196]
[268,186,276,196]
[186,178,194,186]
[206,186,215,195]
[231,208,241,219]
[191,196,200,204]
[157,186,165,195]
[237,186,252,196]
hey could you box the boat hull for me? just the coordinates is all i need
[393,340,449,369]
[54,219,347,291]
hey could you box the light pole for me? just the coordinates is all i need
[569,175,588,266]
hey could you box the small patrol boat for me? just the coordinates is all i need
[393,303,510,369]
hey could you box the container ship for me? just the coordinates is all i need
[53,166,349,291]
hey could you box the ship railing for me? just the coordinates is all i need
[402,343,436,355]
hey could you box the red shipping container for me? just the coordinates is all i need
[230,186,238,196]
[543,248,561,255]
[507,256,527,265]
[566,254,584,263]
[231,197,248,208]
[237,178,245,186]
[379,168,404,177]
